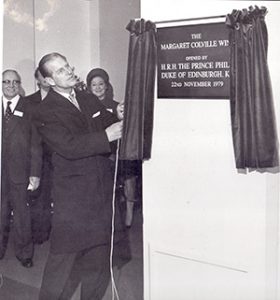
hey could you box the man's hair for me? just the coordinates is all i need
[34,67,40,79]
[38,52,66,78]
[2,69,21,82]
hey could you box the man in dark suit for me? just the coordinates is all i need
[25,68,52,245]
[27,68,50,104]
[35,53,129,300]
[0,69,42,268]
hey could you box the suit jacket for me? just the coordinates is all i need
[34,89,125,254]
[25,89,53,165]
[2,96,42,184]
[24,90,42,104]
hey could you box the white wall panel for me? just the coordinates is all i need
[142,1,280,299]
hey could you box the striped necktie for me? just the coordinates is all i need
[4,101,13,122]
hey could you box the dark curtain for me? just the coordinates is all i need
[119,19,157,160]
[226,6,279,170]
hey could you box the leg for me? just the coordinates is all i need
[0,175,12,258]
[125,201,135,227]
[30,159,52,244]
[45,245,110,300]
[124,176,137,227]
[10,182,34,260]
[39,251,76,300]
[80,244,111,300]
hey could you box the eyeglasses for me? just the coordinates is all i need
[55,65,74,76]
[2,80,21,86]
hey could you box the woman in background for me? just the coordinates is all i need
[86,68,118,114]
[86,68,141,228]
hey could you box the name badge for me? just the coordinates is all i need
[14,110,23,117]
[92,111,100,118]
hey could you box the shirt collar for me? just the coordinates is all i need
[55,89,76,100]
[2,94,20,112]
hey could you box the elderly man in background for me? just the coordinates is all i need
[0,69,42,268]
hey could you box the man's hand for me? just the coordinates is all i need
[116,102,124,120]
[28,176,40,191]
[105,121,123,142]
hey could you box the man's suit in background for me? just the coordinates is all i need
[35,90,130,300]
[25,90,52,244]
[1,97,42,260]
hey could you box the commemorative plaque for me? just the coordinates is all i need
[157,22,230,99]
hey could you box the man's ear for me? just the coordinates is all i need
[45,77,55,86]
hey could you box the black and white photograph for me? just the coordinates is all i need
[0,1,280,300]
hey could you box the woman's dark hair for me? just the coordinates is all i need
[86,68,114,99]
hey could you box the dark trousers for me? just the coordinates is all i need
[30,159,53,244]
[39,244,111,300]
[0,175,33,259]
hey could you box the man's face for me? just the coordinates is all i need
[45,56,78,91]
[2,71,21,99]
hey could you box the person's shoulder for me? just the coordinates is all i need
[32,94,57,124]
[76,90,98,101]
[24,90,41,103]
[77,90,104,108]
[20,95,35,109]
[16,96,37,119]
[108,98,119,108]
[103,97,119,113]
[40,89,60,107]
[29,91,56,118]
[105,97,118,104]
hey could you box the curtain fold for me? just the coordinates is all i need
[226,6,279,170]
[119,19,157,160]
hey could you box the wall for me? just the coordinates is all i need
[3,0,140,100]
[3,0,36,94]
[34,0,94,87]
[99,0,140,102]
[141,1,280,299]
[3,0,94,95]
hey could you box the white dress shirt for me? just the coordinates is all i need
[2,95,20,113]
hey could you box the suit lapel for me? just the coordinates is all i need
[2,102,4,120]
[49,89,88,125]
[34,90,42,103]
[75,92,88,114]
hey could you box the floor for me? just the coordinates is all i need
[0,205,143,300]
